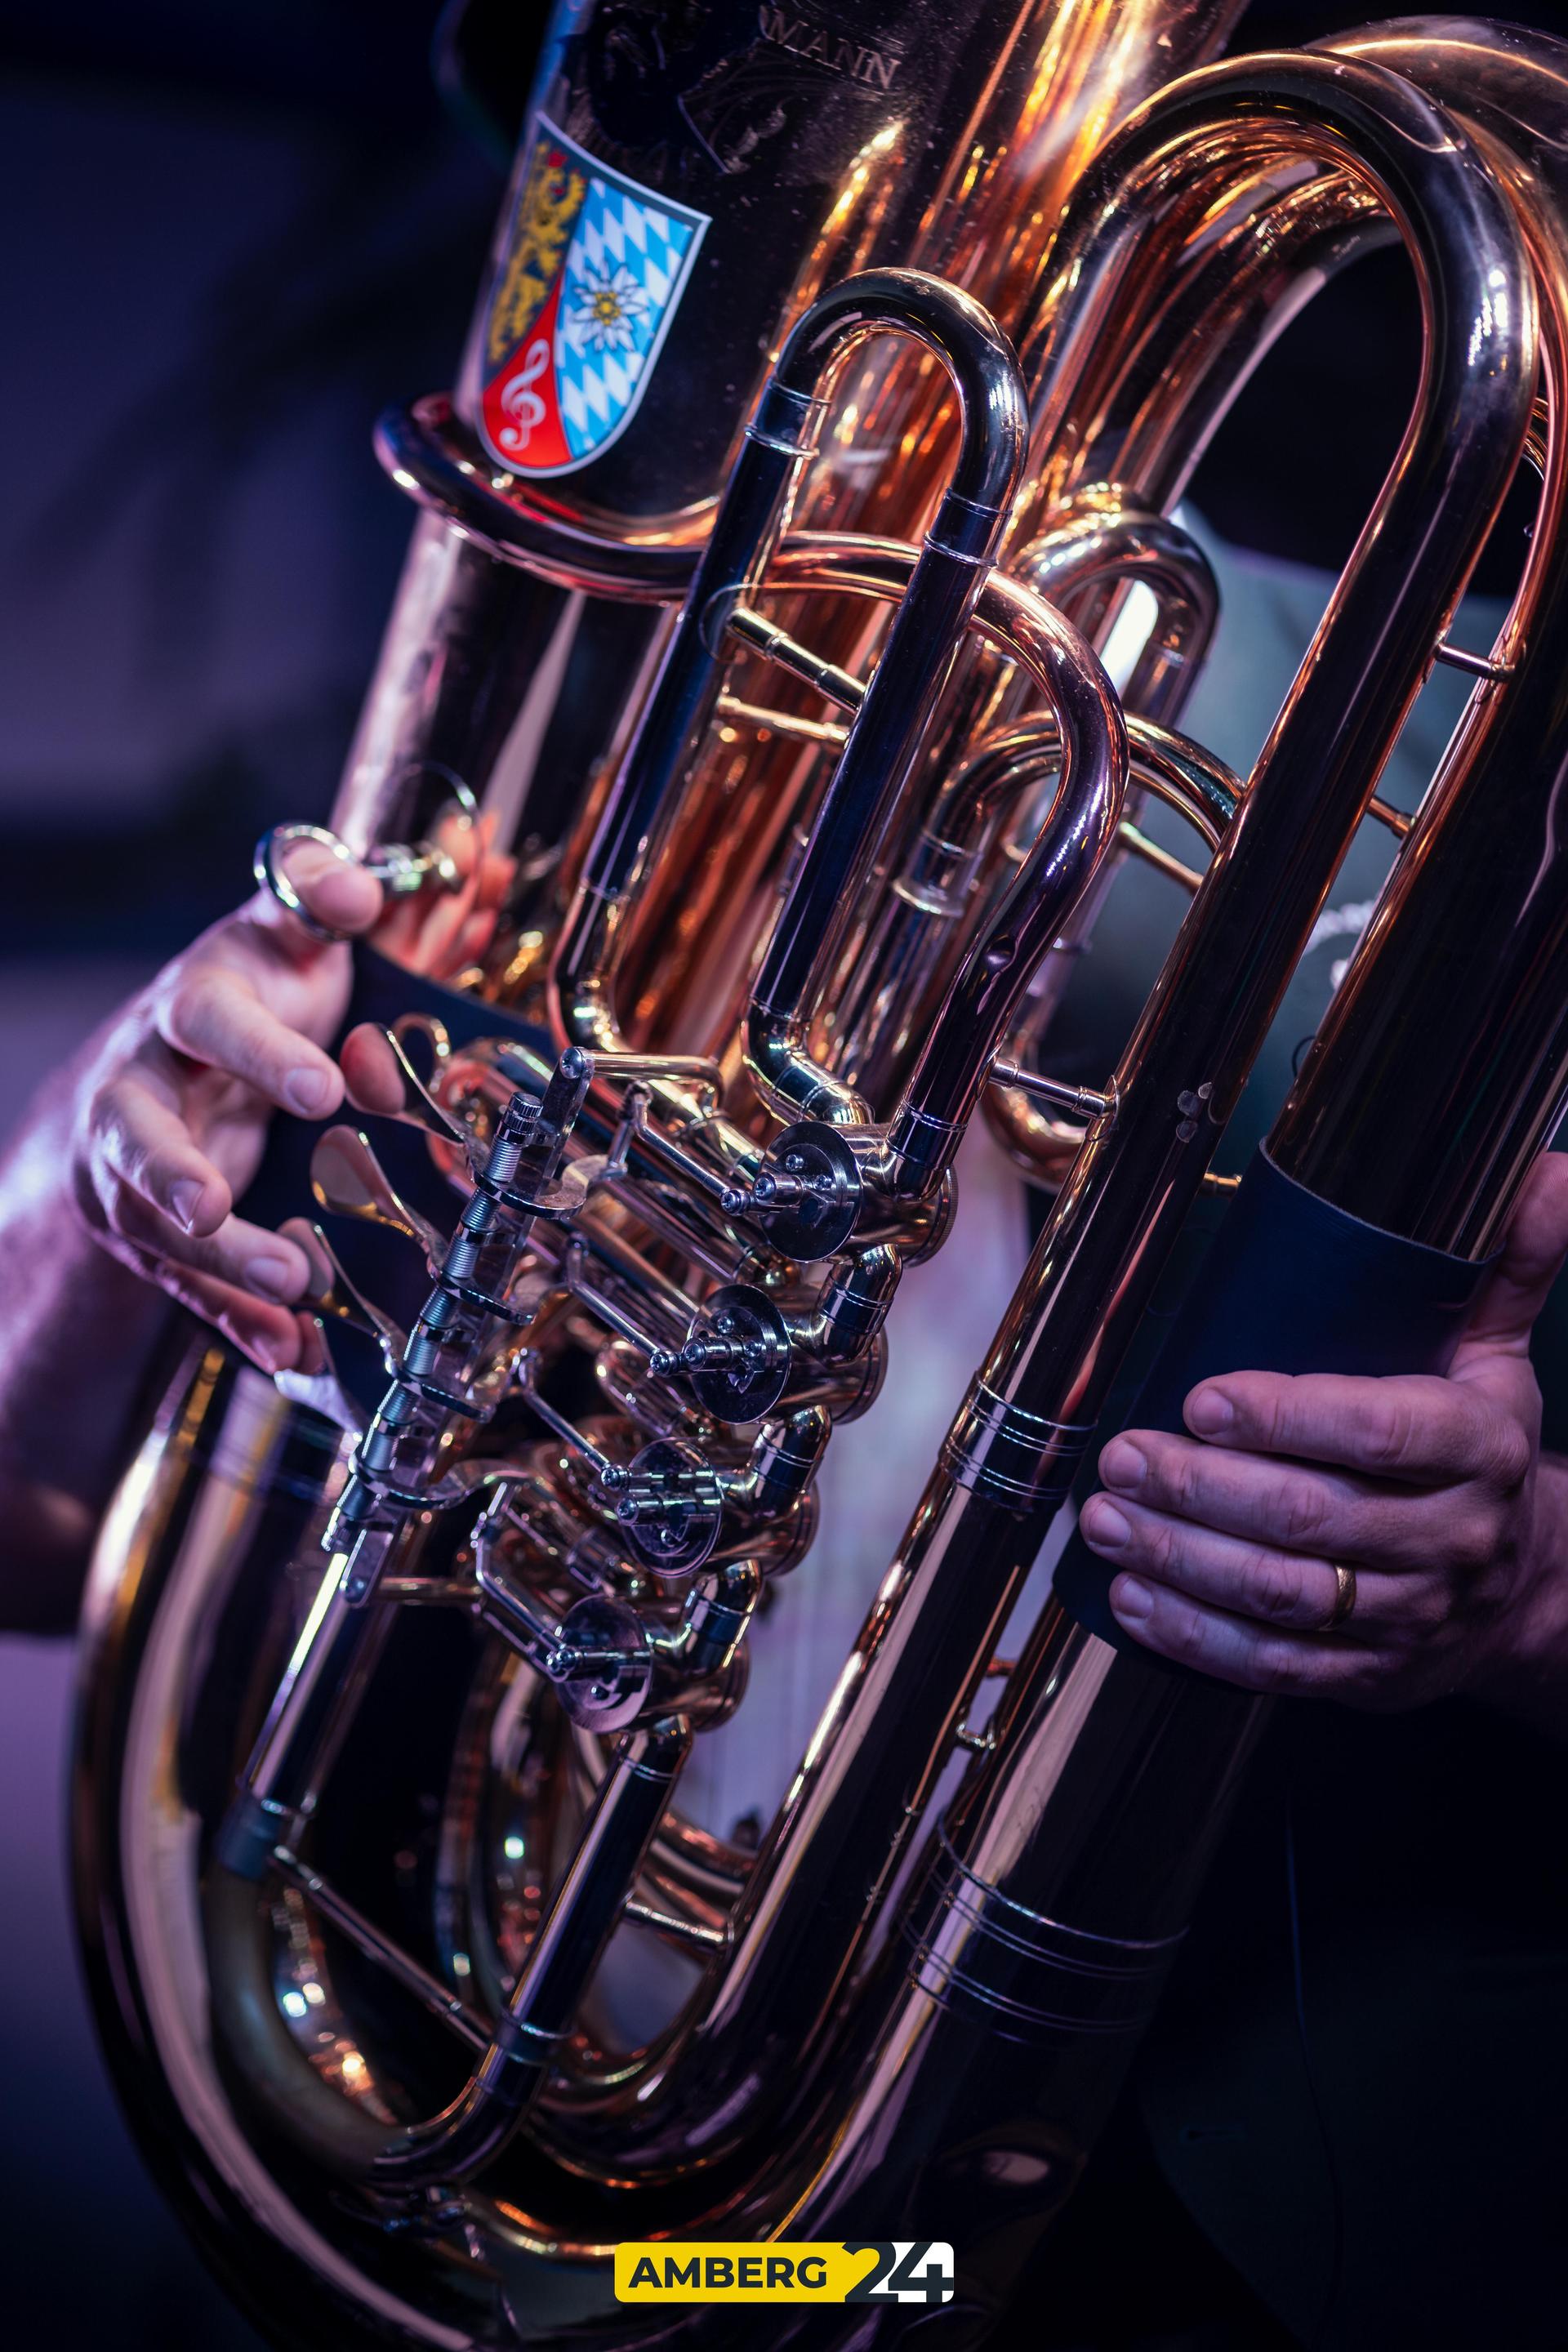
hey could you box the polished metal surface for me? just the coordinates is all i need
[69,6,1568,2349]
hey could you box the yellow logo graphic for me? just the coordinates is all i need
[485,138,586,372]
[614,2241,955,2305]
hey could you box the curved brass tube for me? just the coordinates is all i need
[761,47,1548,2312]
[514,52,1535,2228]
[825,495,1221,1110]
[196,46,1536,2264]
[77,19,1568,2349]
[985,718,1243,1185]
[550,270,1030,1128]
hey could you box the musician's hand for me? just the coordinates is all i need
[1078,1153,1568,1708]
[68,846,382,1374]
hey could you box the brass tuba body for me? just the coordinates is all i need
[70,6,1568,2345]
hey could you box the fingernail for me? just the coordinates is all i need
[248,1335,286,1374]
[284,1067,331,1117]
[1082,1498,1131,1551]
[245,1254,299,1301]
[1111,1575,1153,1624]
[1099,1437,1147,1492]
[169,1178,204,1233]
[1187,1386,1234,1436]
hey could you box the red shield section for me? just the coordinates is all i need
[481,274,571,474]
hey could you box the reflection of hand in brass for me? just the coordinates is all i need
[69,842,383,1374]
[372,808,514,982]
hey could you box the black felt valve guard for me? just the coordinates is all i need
[1052,1143,1495,1662]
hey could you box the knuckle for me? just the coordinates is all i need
[84,1076,131,1160]
[1252,1552,1306,1622]
[1487,1420,1534,1491]
[1258,1385,1293,1450]
[161,970,210,1053]
[1164,1606,1209,1668]
[1362,1396,1413,1469]
[1417,1579,1459,1633]
[1280,1480,1330,1548]
[161,966,198,1026]
[1252,1637,1303,1694]
[1145,1515,1181,1576]
[111,1127,157,1197]
[1171,1450,1209,1518]
[1345,1654,1410,1711]
[1448,1508,1501,1575]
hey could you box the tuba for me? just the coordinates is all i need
[69,5,1568,2342]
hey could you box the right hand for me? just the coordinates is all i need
[69,844,384,1374]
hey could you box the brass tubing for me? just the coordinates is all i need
[213,1566,396,1879]
[826,501,1221,1109]
[986,721,1242,1182]
[763,52,1557,2322]
[82,34,1568,2350]
[533,1468,1055,2182]
[354,0,1249,1032]
[885,713,1239,1184]
[884,635,1128,1187]
[1014,144,1391,533]
[435,24,1539,2259]
[1265,20,1568,1254]
[727,282,1032,1121]
[371,1716,693,2189]
[552,271,1028,1103]
[960,51,1532,1464]
[506,54,1539,2213]
[1014,497,1221,726]
[272,1851,492,2055]
[541,546,1136,1249]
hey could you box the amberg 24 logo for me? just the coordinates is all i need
[614,2240,955,2305]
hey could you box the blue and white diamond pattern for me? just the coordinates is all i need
[555,173,701,462]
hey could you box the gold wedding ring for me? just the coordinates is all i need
[1324,1561,1358,1631]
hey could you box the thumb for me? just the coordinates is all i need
[1454,1149,1568,1368]
[256,829,383,950]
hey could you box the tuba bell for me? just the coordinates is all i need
[68,4,1568,2343]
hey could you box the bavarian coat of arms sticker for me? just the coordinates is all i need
[479,114,710,476]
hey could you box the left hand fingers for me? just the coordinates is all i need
[1094,1425,1490,1574]
[147,1262,314,1376]
[1103,1570,1396,1699]
[1078,1490,1441,1637]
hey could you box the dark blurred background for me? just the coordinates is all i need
[0,2,1547,2345]
[0,7,506,2342]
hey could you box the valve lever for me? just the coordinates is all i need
[364,1018,473,1153]
[310,1127,447,1264]
[282,1218,408,1356]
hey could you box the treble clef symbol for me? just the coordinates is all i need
[497,333,551,453]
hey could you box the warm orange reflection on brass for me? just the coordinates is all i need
[70,9,1568,2347]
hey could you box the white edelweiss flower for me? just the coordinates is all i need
[572,262,650,354]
